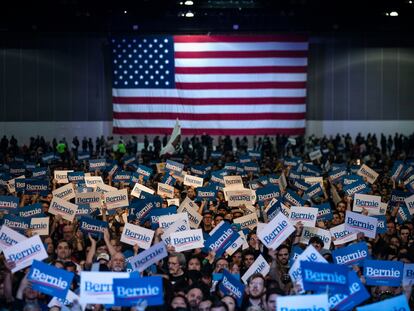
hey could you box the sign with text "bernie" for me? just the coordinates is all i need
[356,294,410,311]
[3,235,48,273]
[203,222,239,257]
[364,259,403,287]
[130,242,168,273]
[113,276,163,306]
[121,223,154,250]
[301,261,349,293]
[332,242,369,266]
[171,229,204,252]
[219,270,245,307]
[345,211,378,239]
[28,260,74,299]
[0,225,26,253]
[258,212,295,250]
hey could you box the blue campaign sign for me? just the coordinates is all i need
[389,190,411,208]
[219,270,245,307]
[364,259,403,287]
[211,151,222,159]
[89,158,107,171]
[195,186,217,202]
[122,155,136,166]
[15,203,43,218]
[390,161,405,182]
[128,197,160,223]
[25,179,49,196]
[373,215,387,234]
[256,184,281,202]
[284,157,300,167]
[25,162,36,171]
[266,199,282,221]
[332,242,369,266]
[9,163,26,176]
[289,245,304,267]
[76,204,93,219]
[203,222,239,257]
[0,173,11,189]
[42,152,59,163]
[28,260,74,299]
[15,178,26,193]
[244,162,260,174]
[0,195,19,211]
[136,165,153,181]
[343,174,363,186]
[162,174,176,186]
[343,180,370,196]
[224,162,238,173]
[148,207,177,229]
[283,189,305,206]
[165,159,184,174]
[77,151,90,161]
[397,204,412,224]
[79,217,108,238]
[31,167,48,179]
[248,151,261,159]
[288,169,301,181]
[293,179,310,191]
[330,270,370,311]
[316,203,333,221]
[301,261,349,293]
[1,214,30,233]
[67,171,85,183]
[113,171,132,183]
[113,276,163,307]
[106,163,119,176]
[329,168,348,183]
[190,165,210,178]
[356,294,409,311]
[305,183,324,199]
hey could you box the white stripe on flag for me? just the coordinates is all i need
[175,58,307,67]
[112,88,306,98]
[113,119,306,129]
[174,42,309,52]
[113,104,306,114]
[175,73,307,83]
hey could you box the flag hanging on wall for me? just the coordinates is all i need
[111,35,308,136]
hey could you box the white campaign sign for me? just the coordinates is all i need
[104,189,129,210]
[353,193,381,214]
[304,176,324,187]
[30,217,49,236]
[170,229,204,252]
[120,223,154,249]
[241,254,270,284]
[49,196,78,222]
[0,225,26,253]
[131,182,155,198]
[75,192,102,209]
[309,150,323,161]
[300,227,332,250]
[225,189,256,207]
[223,175,244,190]
[95,183,118,193]
[184,174,204,188]
[52,183,75,201]
[288,206,318,227]
[80,272,129,305]
[54,170,74,184]
[3,235,48,273]
[159,213,189,230]
[345,211,378,239]
[157,182,175,199]
[233,213,258,230]
[178,199,202,229]
[357,164,379,184]
[167,198,180,207]
[84,176,104,189]
[404,194,414,215]
[329,224,358,245]
[258,212,295,250]
[161,218,190,245]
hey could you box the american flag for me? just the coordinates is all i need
[112,35,308,136]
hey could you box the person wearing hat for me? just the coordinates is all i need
[201,210,214,234]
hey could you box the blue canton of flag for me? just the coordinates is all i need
[112,37,175,89]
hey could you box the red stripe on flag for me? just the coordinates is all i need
[113,127,305,136]
[174,50,308,58]
[112,97,306,105]
[174,81,306,90]
[173,35,308,43]
[113,112,306,121]
[174,66,307,74]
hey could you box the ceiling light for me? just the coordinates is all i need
[389,11,399,16]
[185,11,194,17]
[184,1,194,5]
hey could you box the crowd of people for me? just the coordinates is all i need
[0,131,413,311]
